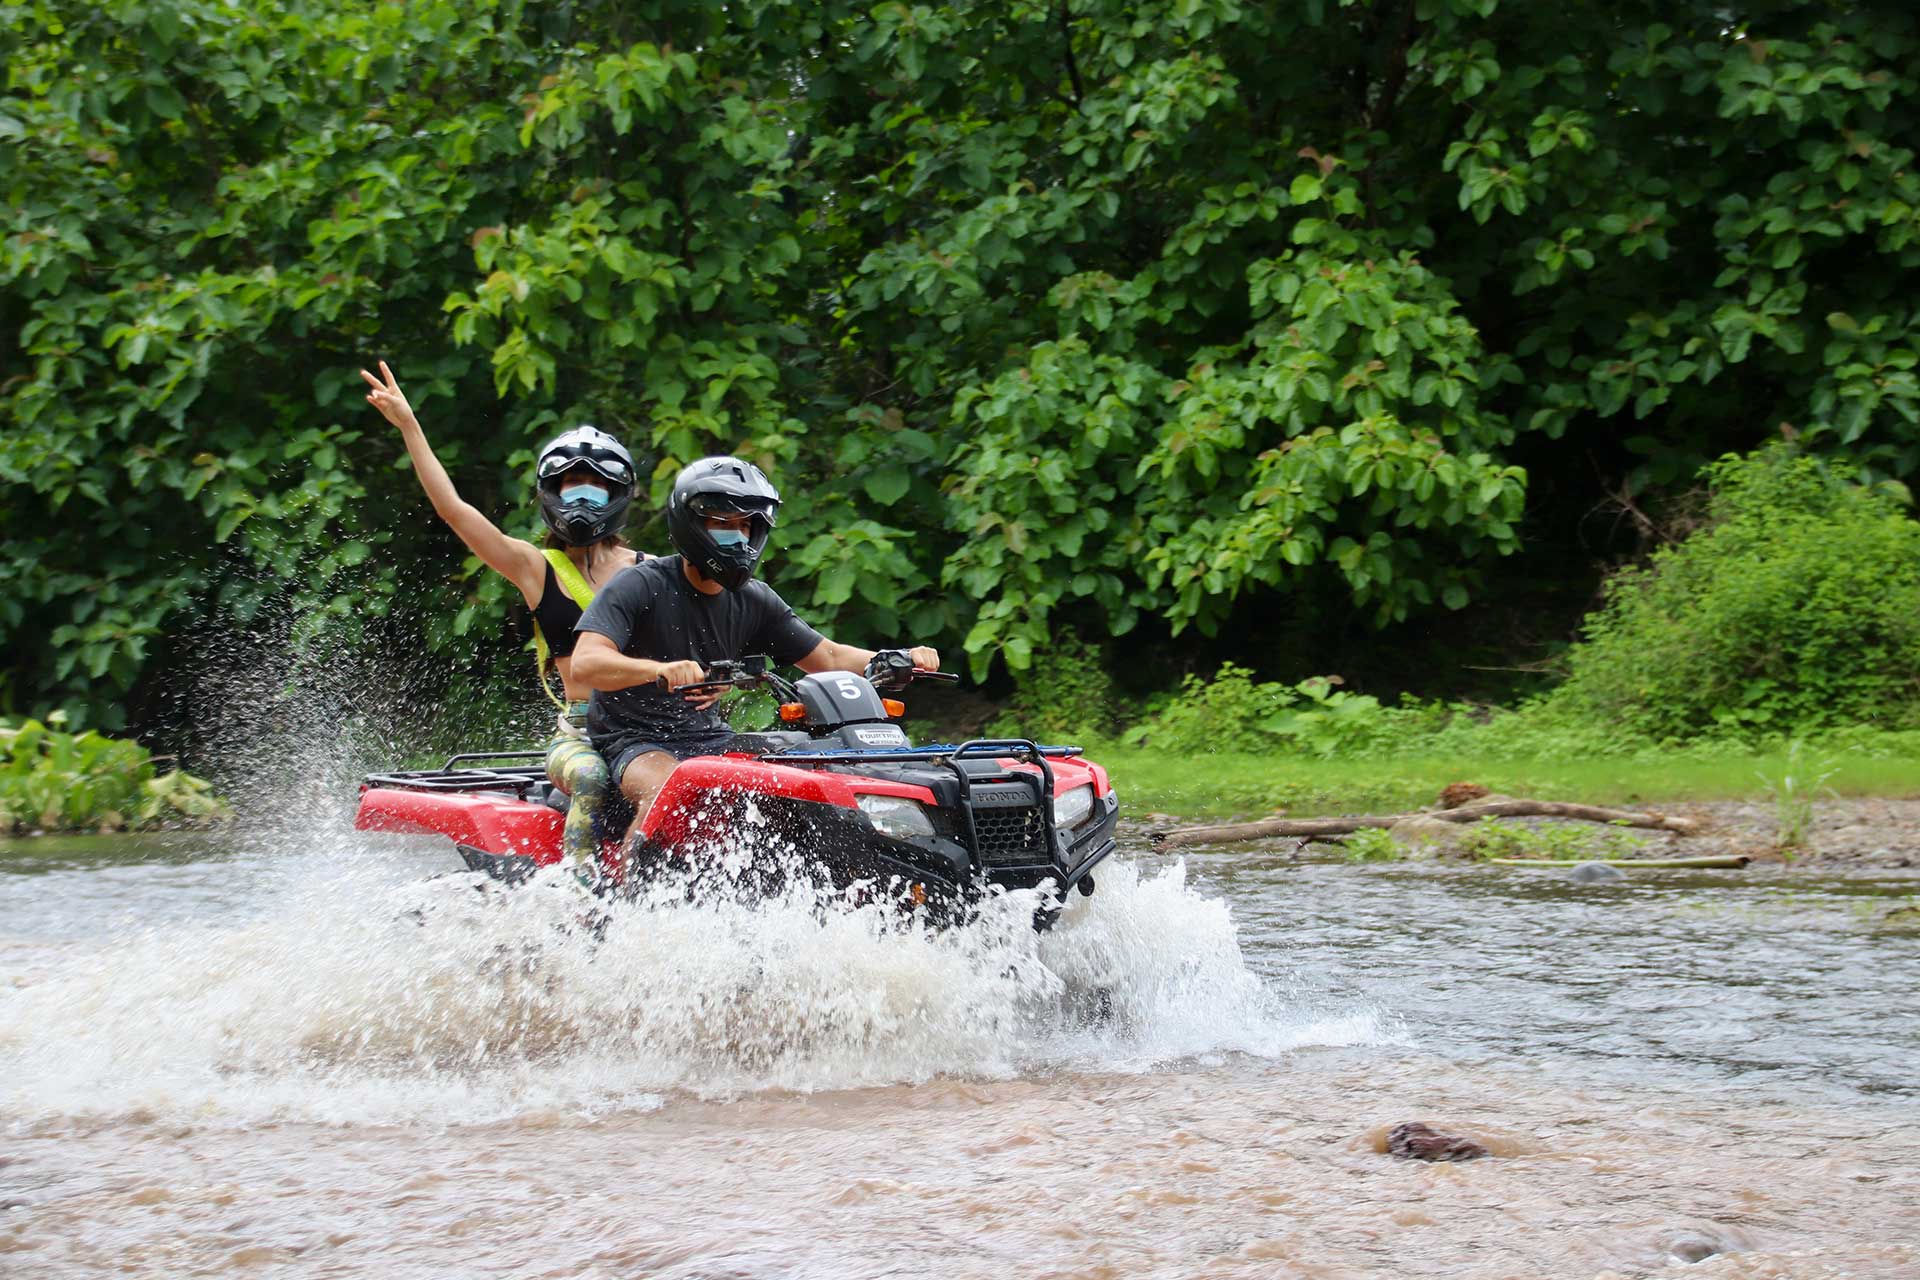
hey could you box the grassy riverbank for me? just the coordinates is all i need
[1096,745,1920,822]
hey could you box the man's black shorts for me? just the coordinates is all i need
[603,730,741,784]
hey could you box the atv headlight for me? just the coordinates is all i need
[1051,784,1095,833]
[856,794,935,841]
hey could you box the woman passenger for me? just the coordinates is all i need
[360,360,641,884]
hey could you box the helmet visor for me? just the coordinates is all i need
[687,492,779,528]
[538,449,632,487]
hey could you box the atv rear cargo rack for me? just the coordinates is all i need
[361,750,548,799]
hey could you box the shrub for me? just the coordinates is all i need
[1337,828,1406,862]
[0,715,230,834]
[1119,664,1445,756]
[1546,448,1920,739]
[986,632,1120,742]
[1119,663,1298,753]
[1757,737,1838,853]
[1267,678,1452,759]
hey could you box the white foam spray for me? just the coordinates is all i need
[0,833,1383,1125]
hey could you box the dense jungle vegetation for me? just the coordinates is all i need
[4,0,1918,750]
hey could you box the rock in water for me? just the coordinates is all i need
[1385,1122,1490,1162]
[1566,861,1627,884]
[1665,1231,1723,1264]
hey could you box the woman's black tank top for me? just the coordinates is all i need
[531,560,586,658]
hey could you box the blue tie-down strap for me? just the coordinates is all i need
[765,740,1085,761]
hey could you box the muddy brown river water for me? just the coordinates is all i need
[3,825,1917,1278]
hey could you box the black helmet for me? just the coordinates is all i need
[667,456,781,590]
[535,426,635,546]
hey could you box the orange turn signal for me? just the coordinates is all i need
[882,699,906,717]
[779,703,806,722]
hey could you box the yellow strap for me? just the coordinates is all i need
[543,548,597,610]
[533,549,601,709]
[533,622,566,710]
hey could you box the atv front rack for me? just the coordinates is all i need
[765,738,1082,868]
[362,750,549,799]
[761,739,1084,766]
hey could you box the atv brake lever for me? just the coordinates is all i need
[646,675,745,696]
[914,670,961,683]
[674,679,744,696]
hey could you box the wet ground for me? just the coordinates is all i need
[3,824,1917,1278]
[1653,797,1920,867]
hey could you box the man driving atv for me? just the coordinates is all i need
[570,456,940,847]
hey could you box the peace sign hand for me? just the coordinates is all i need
[359,360,420,432]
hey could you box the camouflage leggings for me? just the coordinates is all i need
[545,717,611,878]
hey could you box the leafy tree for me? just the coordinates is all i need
[3,0,1917,728]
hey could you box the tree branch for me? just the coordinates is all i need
[1057,2,1085,108]
[1367,0,1420,133]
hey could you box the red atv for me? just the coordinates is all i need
[355,654,1118,926]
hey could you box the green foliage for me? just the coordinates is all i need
[1267,678,1451,760]
[985,632,1118,742]
[1456,819,1648,863]
[1336,828,1405,863]
[0,715,230,833]
[6,0,1920,729]
[1548,449,1920,738]
[1338,820,1655,864]
[1120,664,1444,757]
[1757,737,1839,852]
[1120,664,1297,754]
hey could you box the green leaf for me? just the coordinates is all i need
[862,464,911,506]
[144,85,184,120]
[214,505,253,543]
[816,563,856,605]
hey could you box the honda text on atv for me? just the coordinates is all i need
[354,653,1119,927]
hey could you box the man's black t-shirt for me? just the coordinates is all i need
[575,555,825,748]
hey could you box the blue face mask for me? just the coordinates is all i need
[559,484,610,507]
[711,528,749,548]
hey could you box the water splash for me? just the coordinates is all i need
[0,843,1380,1126]
[4,591,1381,1126]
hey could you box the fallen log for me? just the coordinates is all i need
[1152,815,1402,849]
[1150,797,1698,850]
[1430,799,1698,834]
[1488,854,1750,870]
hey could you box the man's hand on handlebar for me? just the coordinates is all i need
[650,659,726,709]
[652,659,707,689]
[866,647,955,690]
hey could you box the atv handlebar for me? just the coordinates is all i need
[654,653,957,697]
[662,656,775,697]
[865,648,958,691]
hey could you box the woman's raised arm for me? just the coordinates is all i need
[361,360,545,602]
